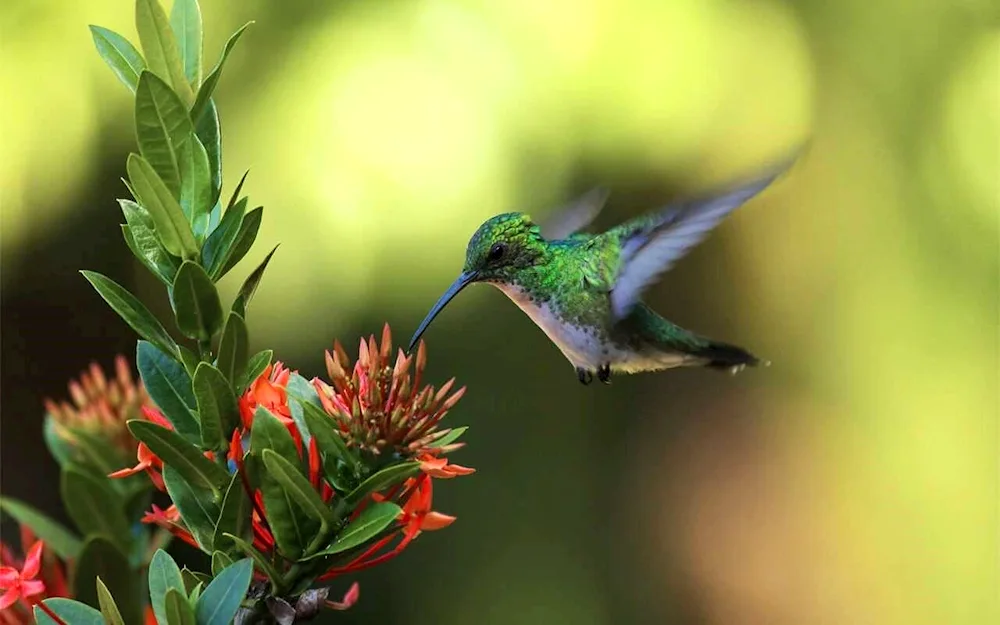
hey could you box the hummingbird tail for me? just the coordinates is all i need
[697,340,763,371]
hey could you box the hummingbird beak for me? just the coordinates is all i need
[408,271,478,353]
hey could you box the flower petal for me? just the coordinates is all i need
[20,579,45,597]
[325,582,360,611]
[21,542,43,580]
[420,511,457,531]
[0,588,19,610]
[0,567,18,586]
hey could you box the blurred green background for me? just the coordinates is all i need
[2,0,997,624]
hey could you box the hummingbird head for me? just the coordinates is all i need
[408,212,545,352]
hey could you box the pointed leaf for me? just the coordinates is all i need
[232,244,277,318]
[190,22,252,124]
[96,577,125,625]
[178,135,214,239]
[123,224,180,285]
[163,465,220,551]
[344,462,420,508]
[0,497,82,559]
[171,261,223,340]
[135,0,194,105]
[239,350,273,394]
[217,206,262,279]
[178,344,201,376]
[74,538,143,625]
[250,406,299,466]
[203,197,246,278]
[149,549,186,625]
[128,420,228,492]
[262,449,336,527]
[194,362,238,450]
[222,533,282,588]
[301,402,356,471]
[259,470,317,561]
[81,271,177,356]
[170,0,202,87]
[216,312,248,385]
[196,558,253,625]
[135,71,195,199]
[306,502,402,559]
[127,153,199,259]
[285,373,321,447]
[211,551,234,577]
[213,473,251,552]
[34,599,104,625]
[89,26,146,92]
[137,341,200,441]
[165,587,196,625]
[60,468,131,553]
[194,98,221,198]
[427,426,468,448]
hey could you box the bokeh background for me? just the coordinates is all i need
[2,0,997,624]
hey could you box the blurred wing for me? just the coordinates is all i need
[609,168,783,319]
[539,187,610,240]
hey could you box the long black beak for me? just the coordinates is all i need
[407,271,478,353]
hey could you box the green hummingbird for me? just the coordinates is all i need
[407,163,789,385]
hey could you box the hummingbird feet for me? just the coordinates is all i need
[577,365,612,385]
[597,364,612,385]
[576,368,593,385]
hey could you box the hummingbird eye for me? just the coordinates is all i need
[488,242,507,262]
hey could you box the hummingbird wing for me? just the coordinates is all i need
[539,187,610,240]
[608,167,784,320]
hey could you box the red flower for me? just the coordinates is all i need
[0,541,45,610]
[240,363,302,451]
[140,505,200,550]
[107,406,171,491]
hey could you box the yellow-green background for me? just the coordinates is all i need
[2,1,996,624]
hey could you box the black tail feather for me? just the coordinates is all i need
[698,341,763,370]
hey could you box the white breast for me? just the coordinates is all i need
[493,283,605,369]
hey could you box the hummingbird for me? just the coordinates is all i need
[407,162,789,385]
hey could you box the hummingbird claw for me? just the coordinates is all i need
[598,364,611,384]
[576,368,593,385]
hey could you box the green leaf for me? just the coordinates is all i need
[190,22,252,124]
[250,406,299,466]
[60,468,131,553]
[135,71,196,199]
[178,344,201,376]
[252,409,315,560]
[34,599,105,625]
[262,449,337,527]
[137,341,200,441]
[344,462,420,508]
[286,373,321,447]
[81,270,177,357]
[301,402,356,472]
[165,587,196,625]
[216,312,248,385]
[232,244,278,318]
[89,26,146,92]
[427,426,468,448]
[96,577,125,625]
[211,551,234,577]
[194,98,222,198]
[128,420,228,493]
[202,197,246,279]
[195,558,253,625]
[171,261,223,340]
[123,224,180,285]
[163,465,220,551]
[193,362,238,450]
[135,0,194,105]
[188,581,204,606]
[239,349,273,394]
[217,206,262,279]
[170,0,202,87]
[306,502,402,560]
[213,473,251,552]
[149,549,186,625]
[222,533,282,589]
[73,537,143,625]
[0,497,82,559]
[43,415,75,468]
[178,135,214,239]
[127,153,200,259]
